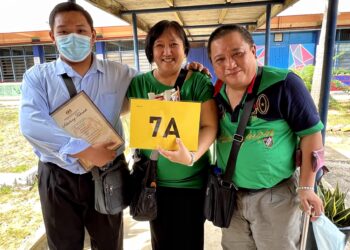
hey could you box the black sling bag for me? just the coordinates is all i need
[204,67,263,228]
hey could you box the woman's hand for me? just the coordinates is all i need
[158,138,194,166]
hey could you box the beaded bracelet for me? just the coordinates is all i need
[296,186,314,191]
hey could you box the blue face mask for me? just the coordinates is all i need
[56,33,92,63]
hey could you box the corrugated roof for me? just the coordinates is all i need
[85,0,300,42]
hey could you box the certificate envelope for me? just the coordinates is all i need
[51,91,124,170]
[130,99,201,151]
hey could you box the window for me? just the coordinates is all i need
[274,33,283,42]
[0,48,11,57]
[338,29,350,41]
[0,47,34,82]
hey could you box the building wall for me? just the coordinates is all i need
[188,29,349,85]
[0,29,349,84]
[0,40,151,83]
[246,31,319,69]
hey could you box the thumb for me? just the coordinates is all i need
[176,138,185,150]
[101,141,116,149]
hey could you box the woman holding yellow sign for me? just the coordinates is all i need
[127,20,217,250]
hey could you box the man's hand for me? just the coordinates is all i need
[298,189,324,221]
[71,141,116,167]
[186,61,212,78]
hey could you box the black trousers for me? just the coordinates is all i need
[150,186,206,250]
[38,161,123,250]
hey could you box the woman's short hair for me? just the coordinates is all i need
[207,24,254,62]
[145,20,190,63]
[49,2,94,31]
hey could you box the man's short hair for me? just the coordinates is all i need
[145,20,190,63]
[207,24,254,62]
[49,2,94,31]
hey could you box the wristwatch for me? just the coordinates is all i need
[188,152,195,167]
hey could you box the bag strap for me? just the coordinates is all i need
[61,73,77,98]
[142,150,158,187]
[174,68,188,91]
[91,167,100,181]
[222,67,263,183]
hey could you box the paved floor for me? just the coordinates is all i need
[19,135,350,250]
[122,139,350,250]
[3,96,348,249]
[123,209,222,250]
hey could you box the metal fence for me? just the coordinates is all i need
[0,46,34,82]
[1,38,349,83]
[0,39,153,83]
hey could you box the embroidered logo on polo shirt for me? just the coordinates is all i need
[256,94,269,115]
[263,136,273,147]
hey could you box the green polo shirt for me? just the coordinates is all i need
[127,71,214,189]
[216,66,323,189]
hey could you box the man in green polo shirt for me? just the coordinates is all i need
[207,24,324,250]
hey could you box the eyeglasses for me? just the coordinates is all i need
[213,49,247,66]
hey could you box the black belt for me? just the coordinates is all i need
[238,177,291,193]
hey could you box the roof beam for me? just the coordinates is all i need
[257,0,298,28]
[174,12,185,26]
[162,0,193,40]
[189,40,208,43]
[162,0,184,26]
[121,0,284,15]
[174,12,194,40]
[165,0,174,7]
[85,0,150,31]
[187,34,211,37]
[182,22,256,29]
[247,25,258,32]
[218,0,231,24]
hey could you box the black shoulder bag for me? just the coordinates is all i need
[61,73,131,215]
[129,68,188,221]
[204,67,263,228]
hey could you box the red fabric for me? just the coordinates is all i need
[214,73,257,97]
[214,79,223,96]
[247,74,256,94]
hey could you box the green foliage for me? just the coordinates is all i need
[327,98,350,128]
[329,99,350,111]
[1,164,32,173]
[332,79,350,94]
[0,181,41,249]
[292,60,350,94]
[0,185,13,195]
[292,65,314,91]
[333,68,350,75]
[0,107,37,173]
[318,183,350,228]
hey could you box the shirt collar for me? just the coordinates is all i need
[246,66,259,94]
[55,54,104,77]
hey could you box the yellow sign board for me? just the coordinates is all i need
[130,99,201,151]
